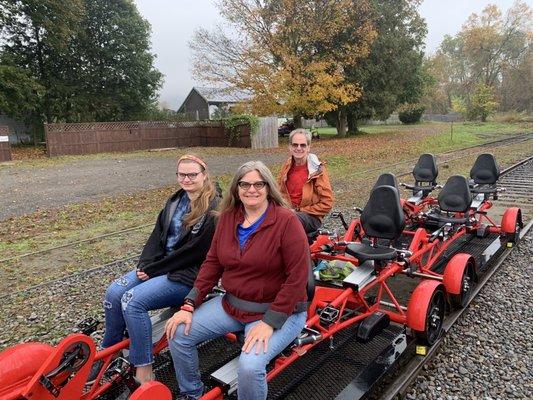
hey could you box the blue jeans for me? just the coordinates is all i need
[169,296,307,400]
[102,270,191,366]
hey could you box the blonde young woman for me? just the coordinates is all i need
[92,155,220,384]
[165,161,309,400]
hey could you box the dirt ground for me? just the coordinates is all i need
[0,151,287,221]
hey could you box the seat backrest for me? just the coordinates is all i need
[361,185,405,240]
[470,153,500,184]
[413,154,438,184]
[373,172,399,192]
[438,175,472,213]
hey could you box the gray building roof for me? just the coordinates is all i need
[191,87,251,105]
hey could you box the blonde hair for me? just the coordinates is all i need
[219,160,289,214]
[178,155,217,227]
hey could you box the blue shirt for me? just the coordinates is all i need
[237,210,267,250]
[165,193,191,253]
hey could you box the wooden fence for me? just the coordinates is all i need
[44,121,251,157]
[0,125,12,162]
[252,117,278,149]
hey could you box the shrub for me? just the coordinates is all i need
[222,114,260,145]
[398,104,425,124]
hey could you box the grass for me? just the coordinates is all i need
[1,121,531,293]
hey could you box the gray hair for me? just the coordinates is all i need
[219,160,289,213]
[289,128,312,145]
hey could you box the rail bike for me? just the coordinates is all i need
[0,186,448,400]
[312,153,521,314]
[0,154,523,400]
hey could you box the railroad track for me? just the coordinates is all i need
[2,154,531,304]
[1,132,530,265]
[100,155,532,400]
[1,154,530,399]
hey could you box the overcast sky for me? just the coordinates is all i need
[133,0,528,109]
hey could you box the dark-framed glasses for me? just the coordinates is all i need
[176,172,202,181]
[291,143,308,149]
[237,181,267,190]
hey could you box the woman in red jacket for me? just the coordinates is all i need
[165,160,309,400]
[92,155,220,385]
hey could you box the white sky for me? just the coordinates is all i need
[133,0,530,109]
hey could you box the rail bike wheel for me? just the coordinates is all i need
[414,288,445,346]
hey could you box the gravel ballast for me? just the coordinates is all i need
[406,232,532,400]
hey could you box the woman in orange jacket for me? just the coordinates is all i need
[278,128,334,234]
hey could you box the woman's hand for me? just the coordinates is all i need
[242,321,274,354]
[165,310,193,340]
[136,270,149,281]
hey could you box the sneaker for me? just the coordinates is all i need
[86,359,104,385]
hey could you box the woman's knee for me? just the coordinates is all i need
[170,324,197,350]
[105,274,135,301]
[120,289,148,316]
[238,352,267,378]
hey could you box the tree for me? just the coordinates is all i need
[0,0,85,124]
[65,0,163,122]
[500,46,533,112]
[340,0,428,134]
[468,83,499,121]
[190,0,377,127]
[0,0,162,134]
[0,65,44,140]
[460,2,531,88]
[422,1,532,114]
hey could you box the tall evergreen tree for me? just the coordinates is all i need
[0,0,162,134]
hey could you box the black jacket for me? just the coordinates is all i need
[138,188,220,287]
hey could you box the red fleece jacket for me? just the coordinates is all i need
[186,202,309,329]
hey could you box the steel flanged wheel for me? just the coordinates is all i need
[450,263,476,310]
[416,288,445,346]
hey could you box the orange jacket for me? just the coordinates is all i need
[278,154,334,219]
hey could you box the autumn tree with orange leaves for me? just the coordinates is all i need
[190,0,377,134]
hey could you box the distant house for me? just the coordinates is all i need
[177,87,251,120]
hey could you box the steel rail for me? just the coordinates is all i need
[347,133,532,179]
[0,223,152,264]
[379,220,532,400]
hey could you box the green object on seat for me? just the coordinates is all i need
[319,260,355,282]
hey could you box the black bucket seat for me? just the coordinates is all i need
[428,175,472,225]
[469,153,500,197]
[345,185,405,264]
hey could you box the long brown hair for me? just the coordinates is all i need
[219,160,289,214]
[178,155,217,227]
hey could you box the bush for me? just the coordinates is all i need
[222,114,260,145]
[398,104,425,124]
[490,111,533,123]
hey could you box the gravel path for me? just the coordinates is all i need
[407,233,532,400]
[0,152,286,221]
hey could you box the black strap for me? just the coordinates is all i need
[225,293,308,313]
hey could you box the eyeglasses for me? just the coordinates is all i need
[237,181,267,190]
[291,143,308,149]
[176,172,202,181]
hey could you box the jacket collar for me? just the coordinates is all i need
[235,202,277,229]
[288,153,323,179]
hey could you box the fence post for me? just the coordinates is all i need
[0,125,12,162]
